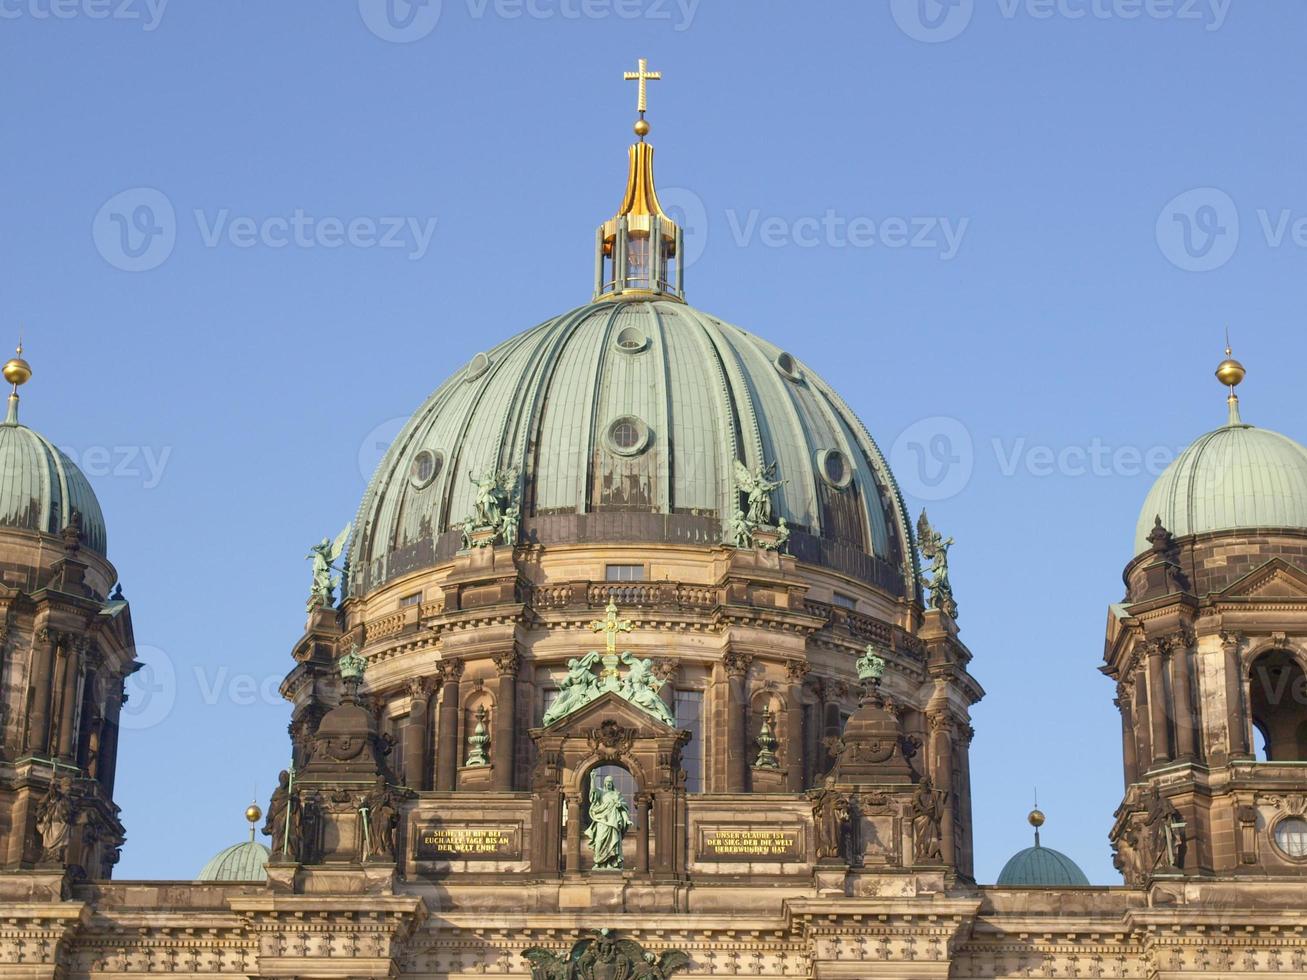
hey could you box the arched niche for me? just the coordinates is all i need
[1248,649,1307,762]
[527,691,689,877]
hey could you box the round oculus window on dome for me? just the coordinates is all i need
[774,351,803,382]
[1273,816,1307,860]
[817,448,853,489]
[614,326,650,353]
[464,352,492,382]
[409,450,443,490]
[606,415,651,457]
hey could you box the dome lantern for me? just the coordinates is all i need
[996,806,1090,887]
[594,58,684,302]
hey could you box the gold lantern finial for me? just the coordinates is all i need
[1216,331,1246,426]
[3,339,32,426]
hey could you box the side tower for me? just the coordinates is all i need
[1104,349,1307,884]
[0,347,137,887]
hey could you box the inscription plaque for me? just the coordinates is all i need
[697,825,804,862]
[415,824,522,861]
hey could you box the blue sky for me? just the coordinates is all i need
[3,0,1304,883]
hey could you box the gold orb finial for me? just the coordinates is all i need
[1216,346,1245,390]
[245,802,262,825]
[1028,807,1045,828]
[633,118,650,138]
[3,341,31,389]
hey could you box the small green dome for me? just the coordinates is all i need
[997,843,1090,887]
[196,840,269,882]
[0,417,107,555]
[1134,421,1307,556]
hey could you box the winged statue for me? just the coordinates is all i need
[306,524,351,610]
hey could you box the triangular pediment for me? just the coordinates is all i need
[1221,558,1307,600]
[536,689,681,739]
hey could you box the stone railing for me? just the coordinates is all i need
[529,580,719,613]
[364,612,406,642]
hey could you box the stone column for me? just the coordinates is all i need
[723,652,753,793]
[1133,669,1152,771]
[403,678,432,791]
[1169,634,1198,762]
[56,640,82,762]
[635,793,652,874]
[1146,640,1171,766]
[1221,630,1250,760]
[492,652,520,791]
[564,794,582,873]
[784,660,809,792]
[928,710,956,867]
[26,628,57,755]
[1116,687,1138,787]
[436,659,464,792]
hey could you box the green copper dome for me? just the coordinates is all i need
[1134,420,1307,556]
[350,298,915,598]
[0,409,107,555]
[996,843,1090,887]
[196,839,269,882]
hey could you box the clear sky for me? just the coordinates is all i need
[3,0,1304,883]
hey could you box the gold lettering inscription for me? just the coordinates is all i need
[417,826,518,859]
[701,828,800,859]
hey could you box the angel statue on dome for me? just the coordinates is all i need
[306,525,351,611]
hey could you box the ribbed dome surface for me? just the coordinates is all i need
[0,419,107,554]
[1135,421,1307,555]
[996,844,1090,887]
[350,299,914,597]
[196,840,269,882]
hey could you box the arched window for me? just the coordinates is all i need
[1249,650,1307,762]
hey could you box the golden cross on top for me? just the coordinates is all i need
[623,57,662,115]
[591,600,633,655]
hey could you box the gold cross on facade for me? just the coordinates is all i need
[591,600,633,655]
[624,57,662,115]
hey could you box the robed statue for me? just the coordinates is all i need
[733,459,782,527]
[912,775,945,864]
[35,777,73,863]
[584,774,632,870]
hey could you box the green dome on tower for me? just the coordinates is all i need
[1133,351,1307,556]
[0,345,107,554]
[196,804,270,882]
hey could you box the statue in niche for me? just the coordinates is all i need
[1144,784,1187,872]
[35,777,73,863]
[361,777,400,861]
[807,776,851,861]
[584,773,632,870]
[912,775,946,863]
